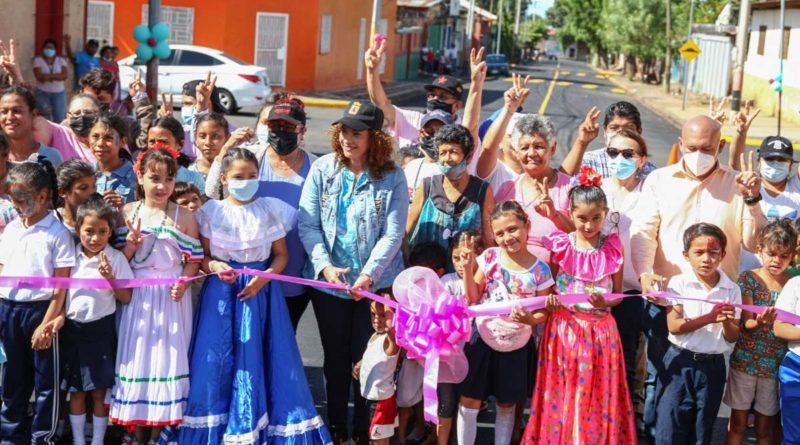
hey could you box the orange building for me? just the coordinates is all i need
[95,0,395,92]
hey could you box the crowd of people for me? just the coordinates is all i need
[0,32,798,445]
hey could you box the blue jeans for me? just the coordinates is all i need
[654,345,726,445]
[643,301,669,437]
[34,90,66,123]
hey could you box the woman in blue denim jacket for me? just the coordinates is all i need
[298,100,408,445]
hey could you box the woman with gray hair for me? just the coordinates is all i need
[477,80,573,264]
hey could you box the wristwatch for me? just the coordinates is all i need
[743,194,762,206]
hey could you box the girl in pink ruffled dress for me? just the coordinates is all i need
[523,167,636,444]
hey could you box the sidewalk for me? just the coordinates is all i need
[595,66,800,146]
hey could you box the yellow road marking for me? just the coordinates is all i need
[595,74,609,79]
[530,78,545,83]
[538,63,560,115]
[557,81,573,86]
[576,72,587,77]
[505,77,546,83]
[611,87,627,94]
[581,84,599,89]
[560,71,571,75]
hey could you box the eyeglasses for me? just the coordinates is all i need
[607,147,636,159]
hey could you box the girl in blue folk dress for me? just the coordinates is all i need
[177,147,331,445]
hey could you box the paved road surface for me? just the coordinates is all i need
[221,60,756,444]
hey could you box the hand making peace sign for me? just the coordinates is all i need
[159,93,174,118]
[195,71,217,112]
[98,251,114,279]
[577,107,602,145]
[469,47,487,84]
[503,73,531,112]
[128,69,145,98]
[530,177,556,219]
[736,150,761,198]
[364,38,386,73]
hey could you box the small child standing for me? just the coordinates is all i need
[0,160,76,444]
[442,230,483,300]
[774,272,800,442]
[90,113,136,208]
[171,181,203,213]
[358,299,400,445]
[461,201,553,445]
[656,223,741,445]
[724,220,794,445]
[524,170,635,444]
[62,197,133,445]
[56,160,97,233]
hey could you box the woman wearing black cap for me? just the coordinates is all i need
[205,97,317,329]
[298,100,408,444]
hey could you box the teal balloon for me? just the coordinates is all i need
[136,44,154,61]
[151,23,170,42]
[153,41,171,60]
[133,25,151,43]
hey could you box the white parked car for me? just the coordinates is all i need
[118,44,271,113]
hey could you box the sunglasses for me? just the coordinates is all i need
[607,147,636,159]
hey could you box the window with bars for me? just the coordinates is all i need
[320,16,332,54]
[141,5,195,45]
[255,13,289,86]
[87,1,114,46]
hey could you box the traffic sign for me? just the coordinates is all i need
[679,39,701,62]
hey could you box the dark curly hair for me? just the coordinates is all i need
[603,101,642,131]
[330,124,396,179]
[434,124,475,159]
[80,69,115,95]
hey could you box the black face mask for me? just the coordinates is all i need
[267,130,299,155]
[426,98,454,115]
[418,136,437,160]
[69,115,96,137]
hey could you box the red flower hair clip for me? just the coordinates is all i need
[134,143,181,174]
[578,165,602,187]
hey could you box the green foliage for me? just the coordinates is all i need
[602,0,667,60]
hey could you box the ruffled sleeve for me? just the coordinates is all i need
[142,226,204,263]
[544,230,623,282]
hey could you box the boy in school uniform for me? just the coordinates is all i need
[655,223,741,445]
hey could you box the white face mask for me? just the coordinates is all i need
[682,151,717,177]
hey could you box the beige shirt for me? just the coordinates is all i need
[631,161,757,282]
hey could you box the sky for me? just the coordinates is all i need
[527,0,554,18]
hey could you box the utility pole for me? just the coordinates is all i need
[514,0,522,34]
[681,0,696,110]
[463,0,476,74]
[496,0,504,54]
[146,0,160,102]
[664,0,672,94]
[778,0,786,135]
[731,0,751,112]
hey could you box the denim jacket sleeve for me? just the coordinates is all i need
[298,159,333,279]
[361,169,409,283]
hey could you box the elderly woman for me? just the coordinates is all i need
[478,84,573,265]
[298,100,408,445]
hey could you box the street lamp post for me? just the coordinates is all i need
[778,0,786,135]
[731,0,751,112]
[496,0,504,54]
[146,0,160,102]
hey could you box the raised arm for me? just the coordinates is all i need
[364,39,396,128]
[727,101,760,170]
[462,47,487,143]
[560,107,601,175]
[477,74,530,179]
[737,151,768,252]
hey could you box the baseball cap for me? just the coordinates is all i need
[424,75,464,100]
[759,136,794,161]
[267,102,306,126]
[333,101,384,131]
[421,109,455,128]
[182,80,228,115]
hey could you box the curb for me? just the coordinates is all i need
[297,96,350,108]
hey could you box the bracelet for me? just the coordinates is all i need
[743,194,762,206]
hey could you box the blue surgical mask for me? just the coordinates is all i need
[227,179,259,201]
[760,160,791,182]
[611,156,637,180]
[180,106,194,125]
[437,160,467,180]
[43,48,56,58]
[256,125,270,144]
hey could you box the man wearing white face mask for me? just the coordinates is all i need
[630,115,767,438]
[739,136,800,272]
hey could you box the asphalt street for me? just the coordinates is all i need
[222,60,754,444]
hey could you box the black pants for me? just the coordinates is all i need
[611,292,643,407]
[285,292,311,332]
[310,289,373,435]
[0,300,60,445]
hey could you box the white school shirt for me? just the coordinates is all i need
[441,272,464,299]
[666,271,742,354]
[776,276,800,356]
[67,244,134,322]
[0,212,76,302]
[360,332,399,401]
